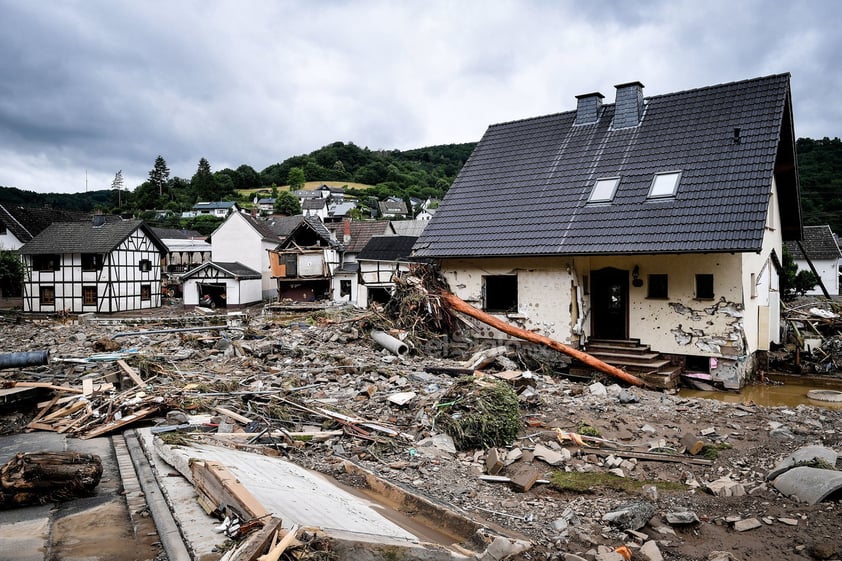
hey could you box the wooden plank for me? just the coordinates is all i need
[227,516,284,561]
[257,524,300,561]
[116,359,146,388]
[30,395,60,423]
[80,407,157,439]
[13,382,83,394]
[213,406,252,425]
[43,399,88,421]
[191,460,270,520]
[589,447,713,466]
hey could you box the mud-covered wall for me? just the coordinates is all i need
[441,257,577,344]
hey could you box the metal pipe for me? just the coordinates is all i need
[0,351,49,370]
[371,330,409,356]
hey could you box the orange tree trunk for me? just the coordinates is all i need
[440,291,645,387]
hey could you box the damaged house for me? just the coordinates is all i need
[268,216,342,301]
[413,74,802,389]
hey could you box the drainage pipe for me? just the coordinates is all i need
[371,330,409,356]
[0,350,49,370]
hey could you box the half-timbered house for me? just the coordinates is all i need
[19,216,167,313]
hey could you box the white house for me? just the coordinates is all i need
[19,216,167,313]
[413,75,802,389]
[784,225,841,296]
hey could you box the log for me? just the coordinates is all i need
[440,291,645,387]
[0,451,102,509]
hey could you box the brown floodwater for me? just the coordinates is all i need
[680,379,842,410]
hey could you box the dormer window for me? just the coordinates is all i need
[588,177,620,203]
[648,171,681,198]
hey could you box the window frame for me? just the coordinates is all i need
[340,279,352,297]
[483,275,518,313]
[39,286,55,305]
[647,274,669,299]
[695,273,715,300]
[139,259,153,272]
[588,177,621,203]
[81,253,103,272]
[33,254,61,272]
[140,284,151,301]
[82,285,97,305]
[648,171,682,199]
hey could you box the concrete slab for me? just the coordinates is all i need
[766,445,838,480]
[0,431,163,561]
[773,465,842,504]
[140,431,529,560]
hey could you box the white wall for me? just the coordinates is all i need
[211,213,277,299]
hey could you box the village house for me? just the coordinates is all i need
[19,216,167,313]
[326,219,390,304]
[0,204,88,250]
[413,74,802,389]
[268,216,341,301]
[183,201,241,219]
[356,235,418,305]
[784,224,842,296]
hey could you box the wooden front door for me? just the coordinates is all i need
[591,267,629,340]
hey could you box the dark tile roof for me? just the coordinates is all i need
[358,236,418,261]
[279,216,342,250]
[413,74,800,258]
[302,198,326,210]
[378,200,408,215]
[0,205,89,243]
[263,214,305,237]
[151,227,204,240]
[20,218,167,255]
[241,213,284,241]
[181,261,261,280]
[326,220,390,253]
[784,225,841,260]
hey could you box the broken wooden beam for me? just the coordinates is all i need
[440,291,645,387]
[190,460,270,520]
[0,451,102,509]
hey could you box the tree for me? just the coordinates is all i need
[0,251,24,297]
[149,156,170,198]
[273,191,301,215]
[780,245,819,300]
[191,158,216,198]
[287,167,306,190]
[111,170,125,208]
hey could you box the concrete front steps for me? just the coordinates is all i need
[571,338,681,389]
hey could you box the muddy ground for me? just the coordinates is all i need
[1,302,841,561]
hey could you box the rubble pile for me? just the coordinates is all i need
[774,300,842,375]
[1,304,841,560]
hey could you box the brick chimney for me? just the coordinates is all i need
[575,92,604,125]
[613,81,645,129]
[343,218,352,244]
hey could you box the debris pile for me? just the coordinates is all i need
[775,300,842,375]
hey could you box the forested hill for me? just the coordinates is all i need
[0,141,477,214]
[796,137,842,235]
[1,138,841,236]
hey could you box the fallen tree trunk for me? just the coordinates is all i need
[440,291,645,387]
[0,451,102,509]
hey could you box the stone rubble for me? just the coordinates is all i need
[0,303,841,560]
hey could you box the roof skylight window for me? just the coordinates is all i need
[588,177,620,203]
[648,171,681,198]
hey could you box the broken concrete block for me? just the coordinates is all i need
[778,517,798,526]
[533,443,569,466]
[601,501,656,531]
[706,477,745,497]
[665,510,699,525]
[732,518,762,532]
[681,433,706,455]
[639,540,664,561]
[589,382,608,397]
[486,448,504,475]
[507,463,543,493]
[766,445,838,480]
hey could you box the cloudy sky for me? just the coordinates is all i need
[2,0,840,195]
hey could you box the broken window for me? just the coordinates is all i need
[140,284,151,301]
[647,274,669,299]
[39,286,55,305]
[83,286,97,305]
[340,279,351,297]
[648,171,681,198]
[484,275,518,313]
[695,274,714,299]
[33,254,60,272]
[81,253,103,271]
[139,259,152,272]
[588,177,620,203]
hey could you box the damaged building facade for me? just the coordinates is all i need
[413,75,802,389]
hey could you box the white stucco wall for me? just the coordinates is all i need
[795,258,839,296]
[211,213,277,299]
